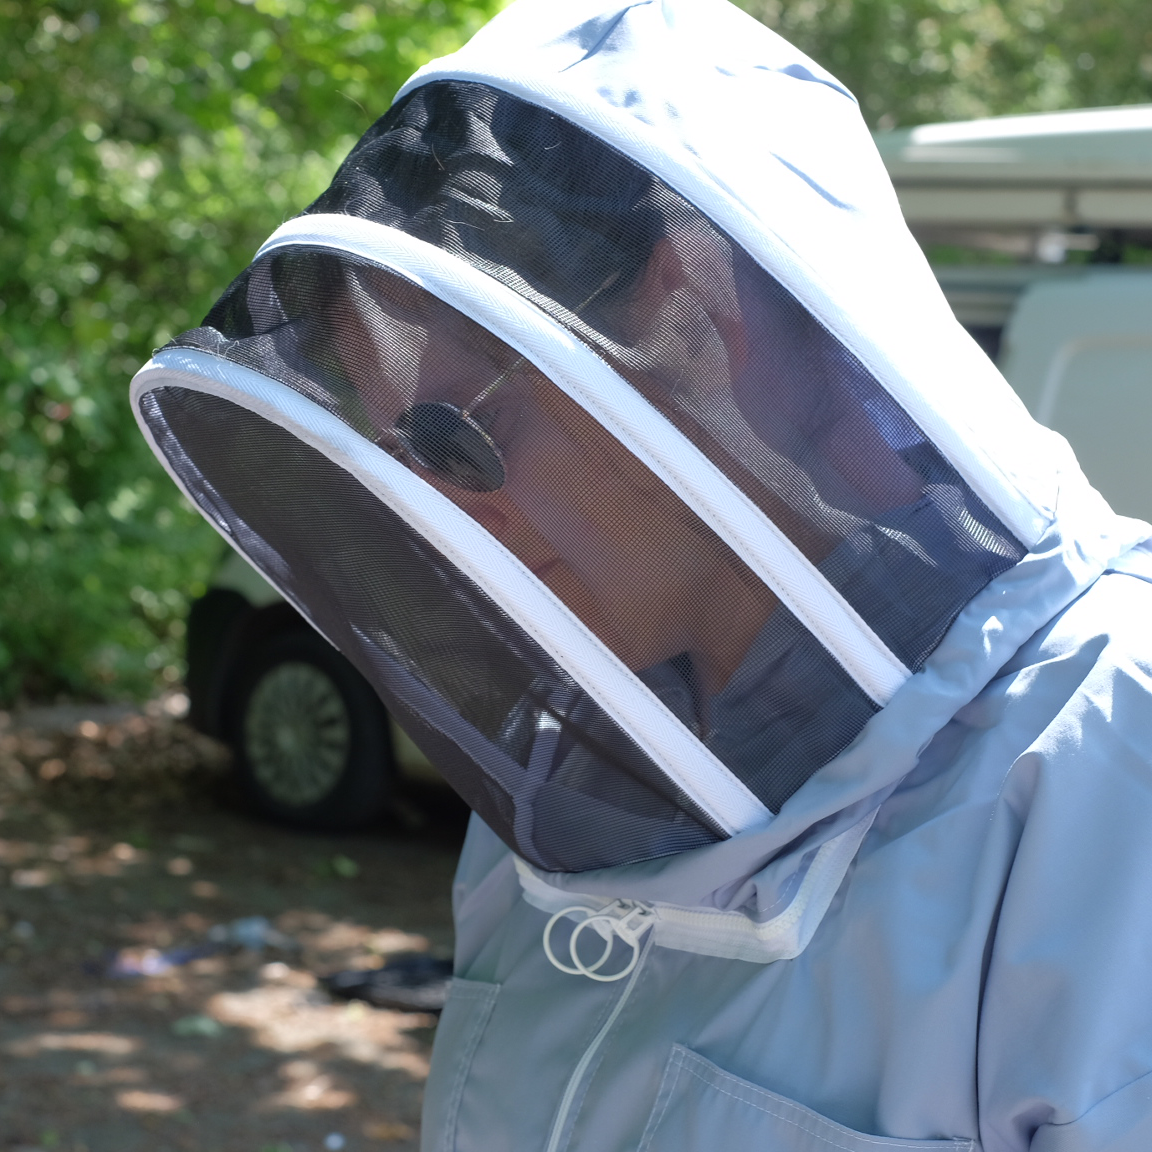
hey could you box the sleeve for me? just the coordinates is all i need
[977,621,1152,1152]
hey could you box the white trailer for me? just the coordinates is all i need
[876,105,1152,519]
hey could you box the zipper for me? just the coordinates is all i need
[516,807,879,966]
[543,931,654,1152]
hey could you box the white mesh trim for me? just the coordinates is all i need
[129,347,772,837]
[393,64,1048,548]
[256,215,910,706]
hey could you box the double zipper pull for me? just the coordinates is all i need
[542,900,655,982]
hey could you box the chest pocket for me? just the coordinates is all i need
[639,1045,976,1152]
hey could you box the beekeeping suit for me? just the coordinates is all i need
[131,1,1152,1148]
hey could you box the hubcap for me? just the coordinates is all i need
[244,661,352,807]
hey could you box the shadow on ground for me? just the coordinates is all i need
[0,696,469,1152]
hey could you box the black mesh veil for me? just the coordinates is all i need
[139,79,1028,871]
[298,80,1026,672]
[141,387,725,872]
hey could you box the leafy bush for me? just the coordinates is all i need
[738,0,1152,128]
[0,0,504,703]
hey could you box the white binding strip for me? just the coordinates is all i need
[254,214,910,705]
[128,367,351,661]
[515,806,878,964]
[394,67,1045,548]
[130,347,770,836]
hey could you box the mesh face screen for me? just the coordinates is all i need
[182,249,780,699]
[290,78,1027,672]
[152,78,1029,864]
[140,386,727,871]
[173,249,879,814]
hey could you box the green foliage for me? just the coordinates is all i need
[737,0,1152,127]
[0,0,504,703]
[3,0,1149,703]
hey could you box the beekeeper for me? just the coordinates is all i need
[131,1,1152,1148]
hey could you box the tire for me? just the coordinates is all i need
[185,588,252,738]
[222,627,394,830]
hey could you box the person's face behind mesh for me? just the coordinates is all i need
[411,356,778,699]
[330,232,923,700]
[619,230,925,522]
[322,263,776,698]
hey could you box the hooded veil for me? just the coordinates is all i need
[132,0,1145,885]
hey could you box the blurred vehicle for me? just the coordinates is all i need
[185,548,441,830]
[876,103,1152,519]
[186,104,1152,831]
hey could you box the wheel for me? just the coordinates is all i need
[222,626,394,830]
[185,587,252,737]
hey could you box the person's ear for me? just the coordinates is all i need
[630,236,748,379]
[627,235,688,333]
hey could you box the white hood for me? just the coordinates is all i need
[130,0,1149,932]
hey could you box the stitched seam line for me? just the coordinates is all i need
[637,1047,688,1152]
[558,939,654,1152]
[438,982,498,1152]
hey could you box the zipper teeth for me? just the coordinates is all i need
[543,935,653,1152]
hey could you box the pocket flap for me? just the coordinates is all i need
[639,1045,975,1152]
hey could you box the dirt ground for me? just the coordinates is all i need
[0,695,470,1152]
